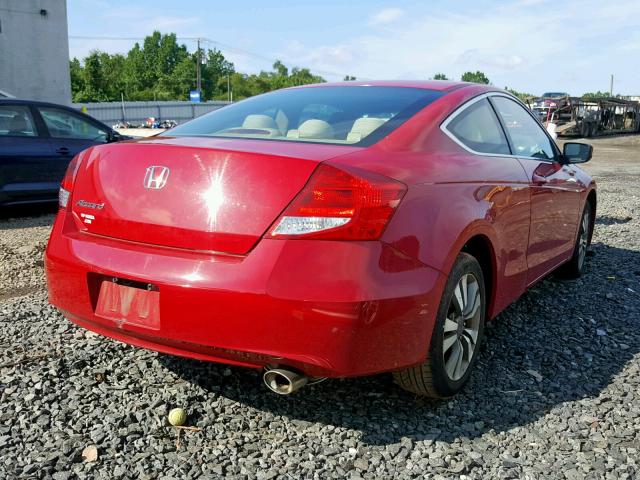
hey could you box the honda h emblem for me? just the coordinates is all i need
[143,166,170,190]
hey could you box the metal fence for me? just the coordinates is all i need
[72,100,231,127]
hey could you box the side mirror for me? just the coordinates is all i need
[108,131,131,142]
[562,142,593,164]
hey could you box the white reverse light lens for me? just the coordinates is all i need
[271,216,350,236]
[59,187,70,208]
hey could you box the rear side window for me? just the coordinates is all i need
[491,96,555,160]
[445,99,510,155]
[0,105,38,137]
[39,107,108,142]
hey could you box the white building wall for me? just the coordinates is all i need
[0,0,71,104]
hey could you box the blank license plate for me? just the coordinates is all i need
[95,281,160,330]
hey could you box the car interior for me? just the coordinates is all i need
[0,111,36,137]
[166,86,443,146]
[214,110,390,144]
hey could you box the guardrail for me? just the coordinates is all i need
[72,100,231,127]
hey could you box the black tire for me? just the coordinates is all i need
[556,201,593,279]
[393,253,486,398]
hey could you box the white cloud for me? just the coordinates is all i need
[288,0,640,94]
[69,39,132,59]
[309,45,355,67]
[68,3,202,60]
[67,0,640,94]
[368,8,404,26]
[100,6,199,31]
[137,15,199,31]
[456,50,524,70]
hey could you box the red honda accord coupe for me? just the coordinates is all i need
[45,81,596,397]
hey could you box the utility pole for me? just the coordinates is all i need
[120,92,126,123]
[196,38,202,94]
[610,74,614,97]
[227,74,230,102]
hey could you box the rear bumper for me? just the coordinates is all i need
[45,210,446,377]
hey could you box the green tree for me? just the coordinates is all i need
[461,71,490,84]
[228,72,262,100]
[582,91,611,99]
[201,48,235,100]
[505,87,534,101]
[273,60,289,77]
[69,58,84,100]
[75,51,110,102]
[226,60,324,100]
[433,73,448,80]
[289,67,324,87]
[100,53,127,99]
[69,32,326,102]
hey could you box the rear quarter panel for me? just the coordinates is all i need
[330,86,532,317]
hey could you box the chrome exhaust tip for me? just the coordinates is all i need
[263,368,308,395]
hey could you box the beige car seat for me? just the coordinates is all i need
[242,114,279,130]
[235,114,282,138]
[347,117,387,142]
[287,119,335,140]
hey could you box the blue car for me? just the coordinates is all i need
[0,99,127,206]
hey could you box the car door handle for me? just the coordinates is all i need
[56,147,70,155]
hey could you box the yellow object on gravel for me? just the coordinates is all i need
[168,408,187,426]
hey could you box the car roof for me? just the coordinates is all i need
[287,80,482,92]
[0,98,77,109]
[0,98,112,129]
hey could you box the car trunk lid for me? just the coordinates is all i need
[71,137,358,254]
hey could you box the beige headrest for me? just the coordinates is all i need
[348,117,387,142]
[243,114,278,130]
[297,119,334,139]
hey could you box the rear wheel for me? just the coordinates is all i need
[393,253,485,398]
[556,201,593,279]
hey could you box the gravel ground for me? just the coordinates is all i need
[1,136,639,479]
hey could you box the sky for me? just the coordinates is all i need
[67,0,640,95]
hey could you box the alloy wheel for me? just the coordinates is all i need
[442,273,482,381]
[578,207,590,269]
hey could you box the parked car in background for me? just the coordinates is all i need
[46,81,596,398]
[541,92,569,99]
[0,99,129,206]
[531,91,570,122]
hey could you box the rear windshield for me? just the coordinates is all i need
[166,86,443,146]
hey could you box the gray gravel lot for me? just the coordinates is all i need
[1,135,639,479]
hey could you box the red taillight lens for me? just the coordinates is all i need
[268,164,406,240]
[59,154,81,208]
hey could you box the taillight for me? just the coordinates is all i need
[268,164,406,240]
[59,154,81,208]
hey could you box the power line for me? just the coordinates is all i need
[69,35,146,41]
[68,35,354,79]
[197,37,353,80]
